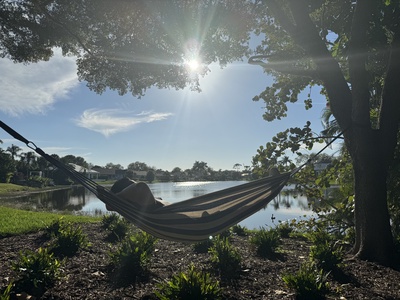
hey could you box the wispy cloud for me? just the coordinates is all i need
[75,108,173,137]
[0,48,78,116]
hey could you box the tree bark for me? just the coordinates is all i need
[350,127,395,265]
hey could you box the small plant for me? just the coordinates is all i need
[155,264,222,300]
[306,228,332,245]
[44,217,65,238]
[209,237,241,279]
[250,227,281,258]
[310,241,343,271]
[109,231,157,279]
[50,222,88,257]
[193,238,214,253]
[231,224,248,236]
[282,263,330,300]
[275,221,293,238]
[101,213,120,229]
[12,247,61,296]
[0,283,12,300]
[102,213,130,241]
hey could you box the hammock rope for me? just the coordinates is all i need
[0,120,343,242]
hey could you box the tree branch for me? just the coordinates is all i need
[248,55,319,78]
[283,0,352,131]
[37,5,95,58]
[348,0,374,127]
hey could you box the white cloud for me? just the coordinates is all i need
[75,108,173,137]
[0,48,78,116]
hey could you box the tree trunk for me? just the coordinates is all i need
[350,128,395,265]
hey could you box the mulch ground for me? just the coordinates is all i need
[1,222,400,299]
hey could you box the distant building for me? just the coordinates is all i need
[68,163,99,179]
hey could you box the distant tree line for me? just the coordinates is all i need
[0,142,251,186]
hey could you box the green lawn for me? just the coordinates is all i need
[0,183,32,194]
[0,206,101,237]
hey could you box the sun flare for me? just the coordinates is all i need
[187,59,200,71]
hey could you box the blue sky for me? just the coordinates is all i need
[0,48,334,172]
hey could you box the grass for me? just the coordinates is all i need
[0,183,32,194]
[0,206,101,237]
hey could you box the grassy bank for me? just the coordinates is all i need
[0,206,101,237]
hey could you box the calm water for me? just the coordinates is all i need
[0,181,314,229]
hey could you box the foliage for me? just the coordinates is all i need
[275,221,293,238]
[45,217,65,238]
[193,238,214,254]
[250,227,281,258]
[155,264,222,300]
[12,247,62,296]
[49,222,88,257]
[0,152,15,183]
[0,283,12,300]
[101,213,130,241]
[282,263,330,300]
[310,241,343,271]
[231,224,249,236]
[208,237,241,279]
[27,176,51,188]
[109,231,157,279]
[0,0,255,97]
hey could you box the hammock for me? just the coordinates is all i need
[0,121,291,242]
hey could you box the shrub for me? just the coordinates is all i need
[275,221,293,238]
[102,213,130,241]
[282,263,330,300]
[310,241,343,271]
[250,227,281,258]
[209,237,241,279]
[50,222,88,257]
[12,247,61,296]
[101,213,120,229]
[231,224,248,236]
[45,217,65,238]
[193,238,214,253]
[109,231,157,279]
[155,264,222,300]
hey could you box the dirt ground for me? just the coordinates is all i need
[1,222,400,299]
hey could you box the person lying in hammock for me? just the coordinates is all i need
[105,177,170,211]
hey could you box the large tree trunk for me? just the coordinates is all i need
[350,128,395,265]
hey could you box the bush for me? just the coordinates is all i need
[193,238,214,253]
[282,263,330,300]
[310,241,343,271]
[45,217,65,238]
[50,222,88,257]
[275,221,293,238]
[231,224,248,236]
[155,264,222,300]
[102,213,130,241]
[101,213,120,229]
[250,227,281,258]
[12,247,61,296]
[109,231,157,280]
[209,237,241,279]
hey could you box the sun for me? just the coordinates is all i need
[186,59,200,71]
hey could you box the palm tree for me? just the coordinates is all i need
[6,144,22,161]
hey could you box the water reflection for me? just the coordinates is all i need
[0,181,315,229]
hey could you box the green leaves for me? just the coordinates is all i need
[156,264,222,300]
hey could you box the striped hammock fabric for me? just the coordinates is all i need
[96,173,291,242]
[0,120,291,242]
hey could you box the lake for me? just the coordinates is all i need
[0,181,314,229]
